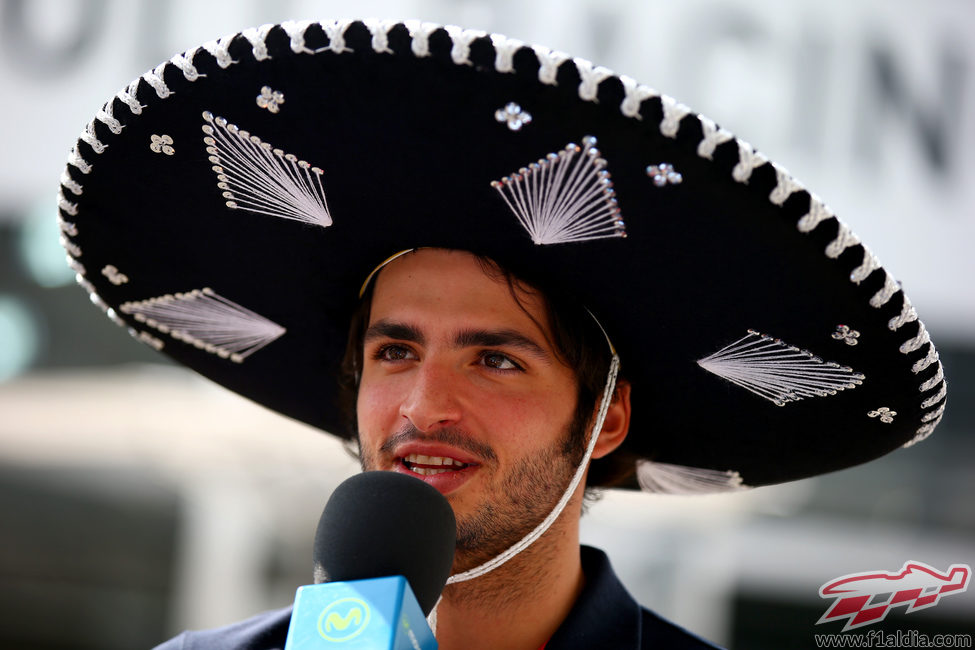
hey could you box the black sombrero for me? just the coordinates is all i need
[58,19,946,492]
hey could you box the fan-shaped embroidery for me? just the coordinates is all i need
[491,136,624,245]
[120,288,285,363]
[201,112,331,228]
[698,330,864,406]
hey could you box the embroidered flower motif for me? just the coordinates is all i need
[101,264,129,285]
[149,134,175,155]
[868,407,896,423]
[646,163,682,187]
[832,324,860,346]
[256,86,285,113]
[494,102,532,131]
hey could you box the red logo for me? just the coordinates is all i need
[817,561,971,631]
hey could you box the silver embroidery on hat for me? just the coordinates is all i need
[120,287,286,363]
[832,324,860,345]
[256,86,285,113]
[494,102,532,131]
[149,134,175,155]
[491,136,624,245]
[202,112,332,228]
[697,329,865,406]
[868,407,896,423]
[101,265,129,285]
[646,163,682,187]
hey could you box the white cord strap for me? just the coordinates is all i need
[446,353,620,585]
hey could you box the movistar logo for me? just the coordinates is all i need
[317,597,371,642]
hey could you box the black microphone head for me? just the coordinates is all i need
[312,471,457,615]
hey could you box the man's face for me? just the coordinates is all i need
[356,249,581,569]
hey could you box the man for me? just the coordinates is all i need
[58,19,945,650]
[352,248,635,648]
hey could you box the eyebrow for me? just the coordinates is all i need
[363,320,552,364]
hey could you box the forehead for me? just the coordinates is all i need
[368,249,551,337]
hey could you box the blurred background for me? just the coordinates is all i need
[0,0,972,648]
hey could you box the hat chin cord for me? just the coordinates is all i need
[427,352,621,631]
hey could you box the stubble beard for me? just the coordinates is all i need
[357,424,584,573]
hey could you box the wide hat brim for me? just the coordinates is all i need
[59,19,946,491]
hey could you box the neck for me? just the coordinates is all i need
[431,492,585,650]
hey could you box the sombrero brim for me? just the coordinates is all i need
[58,19,946,491]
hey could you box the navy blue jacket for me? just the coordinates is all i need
[153,546,721,649]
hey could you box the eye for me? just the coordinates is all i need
[480,352,523,371]
[375,344,417,362]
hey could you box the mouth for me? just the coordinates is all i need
[400,453,474,476]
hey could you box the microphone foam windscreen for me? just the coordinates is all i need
[312,471,457,615]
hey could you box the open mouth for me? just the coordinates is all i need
[400,453,473,476]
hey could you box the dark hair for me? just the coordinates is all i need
[338,251,636,489]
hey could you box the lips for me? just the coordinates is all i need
[391,444,482,493]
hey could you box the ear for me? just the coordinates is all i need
[591,379,631,459]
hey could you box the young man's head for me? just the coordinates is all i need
[340,248,632,570]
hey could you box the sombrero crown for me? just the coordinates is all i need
[58,19,946,491]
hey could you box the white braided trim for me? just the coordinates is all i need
[491,33,523,73]
[169,52,201,81]
[919,364,944,393]
[905,416,941,447]
[59,215,78,237]
[363,18,398,54]
[732,141,768,183]
[279,21,314,54]
[202,33,238,68]
[115,80,144,115]
[60,170,83,196]
[636,461,747,494]
[921,382,947,410]
[405,20,439,58]
[912,345,939,375]
[142,63,172,99]
[446,354,620,584]
[900,321,930,355]
[444,25,485,65]
[574,57,614,102]
[888,296,918,331]
[57,190,78,217]
[660,95,692,138]
[321,20,354,54]
[870,272,900,308]
[66,255,84,276]
[850,248,881,285]
[242,24,275,61]
[697,116,734,160]
[797,194,834,233]
[79,121,107,154]
[618,75,657,120]
[533,45,570,85]
[60,235,81,258]
[769,165,803,206]
[96,102,124,134]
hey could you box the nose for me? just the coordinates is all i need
[399,361,463,432]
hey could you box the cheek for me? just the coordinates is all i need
[355,378,401,438]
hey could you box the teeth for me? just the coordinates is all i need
[404,453,467,470]
[412,467,451,476]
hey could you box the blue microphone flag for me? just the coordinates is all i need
[284,575,436,649]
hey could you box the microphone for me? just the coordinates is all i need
[284,471,456,649]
